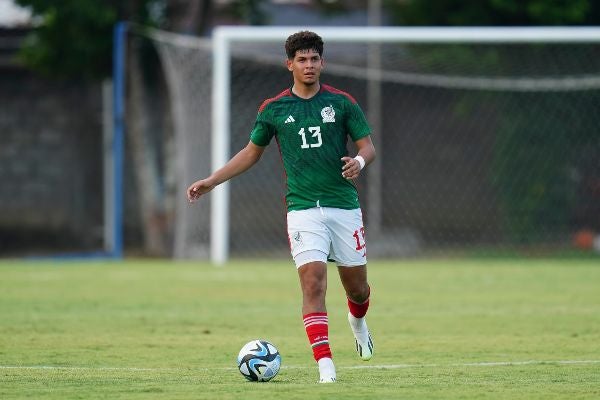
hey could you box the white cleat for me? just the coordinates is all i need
[317,357,337,383]
[348,312,374,361]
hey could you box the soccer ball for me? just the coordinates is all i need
[237,339,281,382]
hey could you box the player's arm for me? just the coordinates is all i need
[341,136,376,180]
[187,141,265,203]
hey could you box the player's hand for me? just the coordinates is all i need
[187,178,216,203]
[341,156,361,180]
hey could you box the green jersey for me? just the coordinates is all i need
[250,84,371,211]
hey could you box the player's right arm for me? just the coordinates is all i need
[187,141,265,203]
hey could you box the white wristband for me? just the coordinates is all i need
[354,155,366,170]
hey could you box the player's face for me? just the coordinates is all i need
[287,49,323,86]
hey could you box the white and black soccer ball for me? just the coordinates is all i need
[237,339,281,382]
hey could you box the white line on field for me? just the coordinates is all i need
[341,359,600,369]
[1,359,599,373]
[0,365,184,372]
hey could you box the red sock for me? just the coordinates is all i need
[303,312,332,361]
[348,286,370,318]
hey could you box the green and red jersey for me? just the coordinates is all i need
[250,84,371,211]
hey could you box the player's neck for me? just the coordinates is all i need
[292,82,320,99]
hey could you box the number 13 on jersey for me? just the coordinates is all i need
[298,126,322,149]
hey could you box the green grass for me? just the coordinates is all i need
[1,258,599,399]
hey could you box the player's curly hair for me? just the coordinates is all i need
[285,31,323,59]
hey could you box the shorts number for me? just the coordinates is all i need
[298,126,322,149]
[353,227,366,251]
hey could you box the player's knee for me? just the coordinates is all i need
[299,261,327,300]
[347,283,369,304]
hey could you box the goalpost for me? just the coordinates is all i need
[120,25,600,263]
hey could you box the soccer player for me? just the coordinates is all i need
[187,30,375,383]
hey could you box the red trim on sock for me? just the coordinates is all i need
[348,286,370,318]
[303,312,332,361]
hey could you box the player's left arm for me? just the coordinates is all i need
[341,135,376,180]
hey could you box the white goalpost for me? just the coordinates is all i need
[210,26,600,264]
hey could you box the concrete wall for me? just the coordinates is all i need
[0,70,104,254]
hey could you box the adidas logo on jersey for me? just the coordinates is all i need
[284,115,295,124]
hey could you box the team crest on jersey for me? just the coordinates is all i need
[321,105,335,123]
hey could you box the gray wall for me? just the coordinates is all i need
[0,70,104,254]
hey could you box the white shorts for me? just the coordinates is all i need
[287,207,367,268]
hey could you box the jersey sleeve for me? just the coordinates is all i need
[249,109,274,147]
[345,101,371,141]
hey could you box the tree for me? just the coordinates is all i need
[14,0,265,80]
[384,0,600,26]
[14,0,151,79]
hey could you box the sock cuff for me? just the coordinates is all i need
[303,312,328,318]
[348,286,370,319]
[303,313,328,327]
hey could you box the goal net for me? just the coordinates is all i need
[126,26,600,262]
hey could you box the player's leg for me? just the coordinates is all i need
[297,259,336,382]
[338,265,374,361]
[337,263,370,304]
[288,208,336,383]
[326,207,374,361]
[298,260,328,314]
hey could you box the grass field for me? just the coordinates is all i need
[1,258,599,399]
